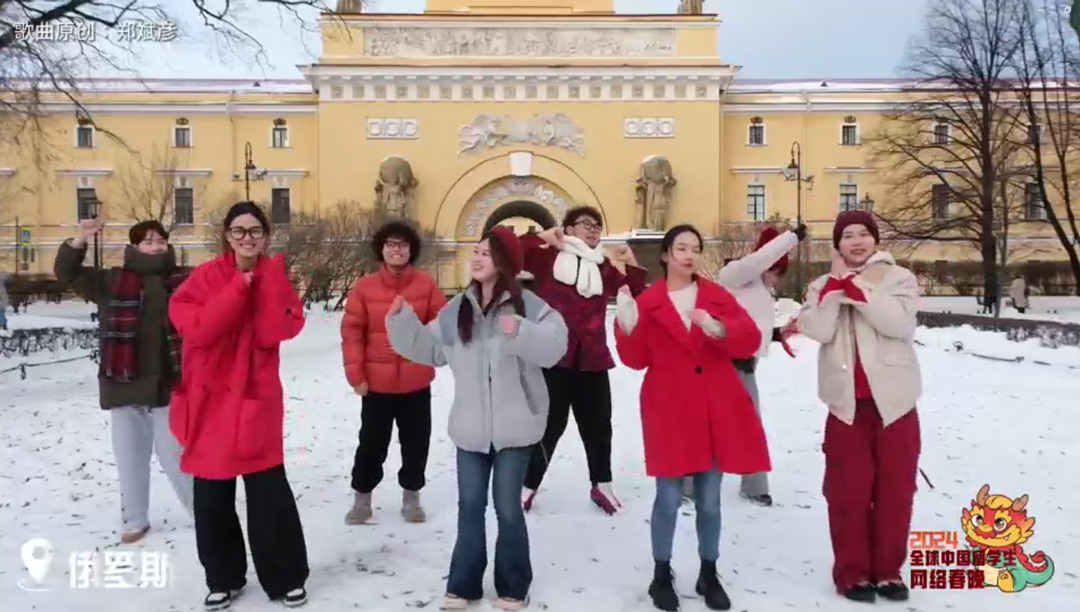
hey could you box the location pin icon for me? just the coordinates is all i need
[21,538,53,584]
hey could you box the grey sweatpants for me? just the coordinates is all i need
[682,368,769,499]
[736,369,769,497]
[110,406,193,530]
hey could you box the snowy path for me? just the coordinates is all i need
[1,310,1077,611]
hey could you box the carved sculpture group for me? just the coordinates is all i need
[457,114,586,157]
[368,116,676,232]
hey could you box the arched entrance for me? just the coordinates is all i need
[482,200,557,235]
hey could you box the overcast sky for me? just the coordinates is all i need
[101,0,932,81]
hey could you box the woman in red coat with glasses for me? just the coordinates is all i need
[169,201,310,611]
[614,224,770,612]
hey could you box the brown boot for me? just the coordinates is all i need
[401,490,426,523]
[345,492,373,525]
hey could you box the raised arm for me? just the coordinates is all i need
[385,298,448,368]
[797,277,845,344]
[340,279,369,389]
[846,268,920,340]
[254,255,305,347]
[502,302,568,368]
[169,266,251,348]
[718,230,800,288]
[520,232,556,279]
[54,240,106,303]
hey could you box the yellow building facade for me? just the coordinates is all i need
[0,0,1068,288]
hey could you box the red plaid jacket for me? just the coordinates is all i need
[520,233,646,371]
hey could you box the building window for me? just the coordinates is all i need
[747,185,766,221]
[840,184,859,211]
[174,187,194,225]
[271,126,289,148]
[173,126,192,148]
[932,183,950,220]
[1025,183,1047,220]
[76,188,97,220]
[1027,123,1045,145]
[748,123,765,146]
[933,122,950,144]
[841,124,859,146]
[76,125,94,148]
[271,188,291,224]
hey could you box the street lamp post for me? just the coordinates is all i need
[90,198,103,271]
[860,193,875,212]
[782,142,814,299]
[244,142,256,201]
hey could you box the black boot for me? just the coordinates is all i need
[695,561,731,611]
[876,581,909,601]
[843,583,877,603]
[648,561,680,611]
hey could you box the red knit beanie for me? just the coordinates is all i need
[832,210,880,249]
[487,226,524,277]
[754,226,788,275]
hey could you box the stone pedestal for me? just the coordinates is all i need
[625,229,666,284]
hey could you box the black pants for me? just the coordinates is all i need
[525,367,612,489]
[350,387,432,493]
[193,464,309,599]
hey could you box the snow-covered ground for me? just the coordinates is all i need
[1,307,1078,612]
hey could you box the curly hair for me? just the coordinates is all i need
[561,205,602,230]
[372,220,422,265]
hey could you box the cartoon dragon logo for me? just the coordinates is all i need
[960,484,1054,592]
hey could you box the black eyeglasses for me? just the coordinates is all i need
[228,226,265,240]
[574,219,602,232]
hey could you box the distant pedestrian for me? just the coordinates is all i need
[1010,275,1030,314]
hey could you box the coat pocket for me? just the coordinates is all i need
[879,338,917,366]
[235,399,271,460]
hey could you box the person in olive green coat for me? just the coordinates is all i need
[54,218,193,544]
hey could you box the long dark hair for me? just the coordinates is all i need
[457,231,526,345]
[659,224,704,277]
[221,201,271,254]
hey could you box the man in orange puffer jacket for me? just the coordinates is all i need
[341,220,447,525]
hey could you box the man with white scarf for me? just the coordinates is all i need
[519,206,646,515]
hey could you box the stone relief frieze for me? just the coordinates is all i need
[363,27,676,58]
[463,179,569,237]
[458,114,585,157]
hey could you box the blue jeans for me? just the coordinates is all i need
[0,307,7,330]
[447,446,532,601]
[652,468,722,563]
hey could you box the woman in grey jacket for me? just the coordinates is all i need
[386,226,568,611]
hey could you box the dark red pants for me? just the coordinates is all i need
[823,402,920,592]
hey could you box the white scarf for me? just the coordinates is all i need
[553,235,605,298]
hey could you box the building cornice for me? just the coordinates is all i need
[730,166,785,174]
[322,17,721,29]
[55,168,113,177]
[824,166,876,174]
[264,169,309,178]
[37,101,316,115]
[155,168,213,177]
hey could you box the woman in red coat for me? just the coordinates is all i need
[614,224,770,612]
[169,201,309,611]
